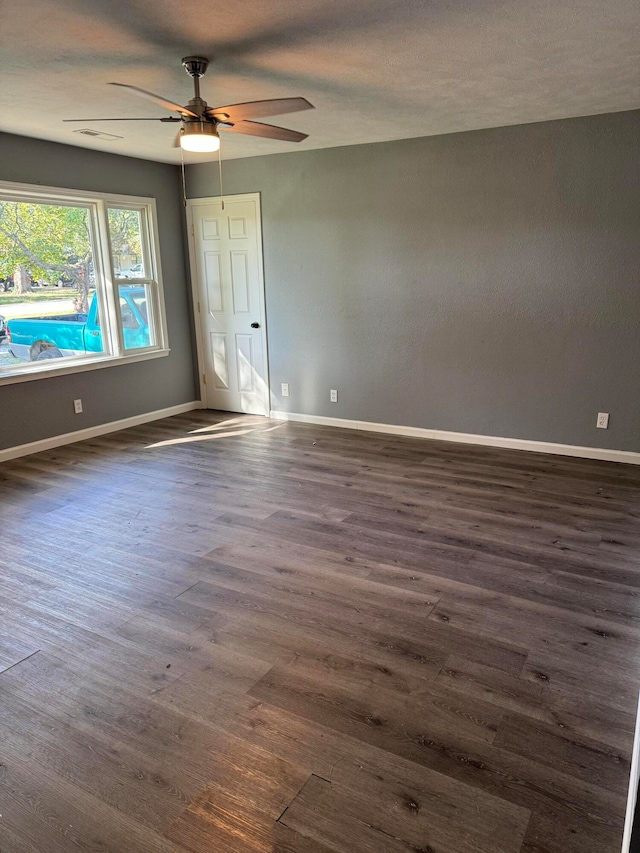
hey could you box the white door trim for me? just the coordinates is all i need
[186,192,269,410]
[622,690,640,852]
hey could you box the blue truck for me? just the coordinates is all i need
[6,286,151,359]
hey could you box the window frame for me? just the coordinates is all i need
[0,180,170,386]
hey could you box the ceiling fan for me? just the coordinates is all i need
[64,56,313,153]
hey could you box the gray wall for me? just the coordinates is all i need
[187,110,640,452]
[0,133,197,452]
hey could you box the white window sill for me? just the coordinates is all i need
[0,348,171,386]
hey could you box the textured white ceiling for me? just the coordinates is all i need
[1,0,639,164]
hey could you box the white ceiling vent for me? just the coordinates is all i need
[73,128,123,141]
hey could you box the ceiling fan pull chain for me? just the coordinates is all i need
[217,143,225,210]
[180,144,188,208]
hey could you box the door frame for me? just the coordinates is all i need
[186,192,269,411]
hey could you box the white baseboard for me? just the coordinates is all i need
[270,410,640,466]
[0,401,202,462]
[5,403,636,467]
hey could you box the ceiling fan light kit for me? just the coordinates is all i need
[179,122,220,152]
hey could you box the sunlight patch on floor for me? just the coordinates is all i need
[144,417,284,449]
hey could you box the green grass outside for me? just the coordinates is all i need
[0,289,77,305]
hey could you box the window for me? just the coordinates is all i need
[0,181,169,384]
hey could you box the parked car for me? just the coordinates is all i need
[6,286,151,358]
[0,276,14,292]
[117,263,144,279]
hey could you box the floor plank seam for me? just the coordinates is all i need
[0,649,41,677]
[172,580,202,600]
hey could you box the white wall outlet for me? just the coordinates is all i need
[330,389,338,403]
[596,412,609,429]
[73,399,83,414]
[281,383,289,397]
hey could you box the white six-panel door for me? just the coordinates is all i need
[188,194,269,415]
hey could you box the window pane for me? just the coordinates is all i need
[108,209,146,278]
[118,283,155,350]
[0,201,104,368]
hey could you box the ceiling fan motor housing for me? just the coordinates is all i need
[184,99,210,120]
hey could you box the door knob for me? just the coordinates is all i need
[251,322,260,329]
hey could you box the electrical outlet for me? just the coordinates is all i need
[596,412,609,429]
[73,399,83,414]
[330,389,338,403]
[281,383,289,397]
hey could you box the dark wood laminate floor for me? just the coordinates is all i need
[1,411,640,853]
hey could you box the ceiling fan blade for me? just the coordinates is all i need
[220,121,308,142]
[109,83,198,117]
[63,117,181,122]
[207,97,313,123]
